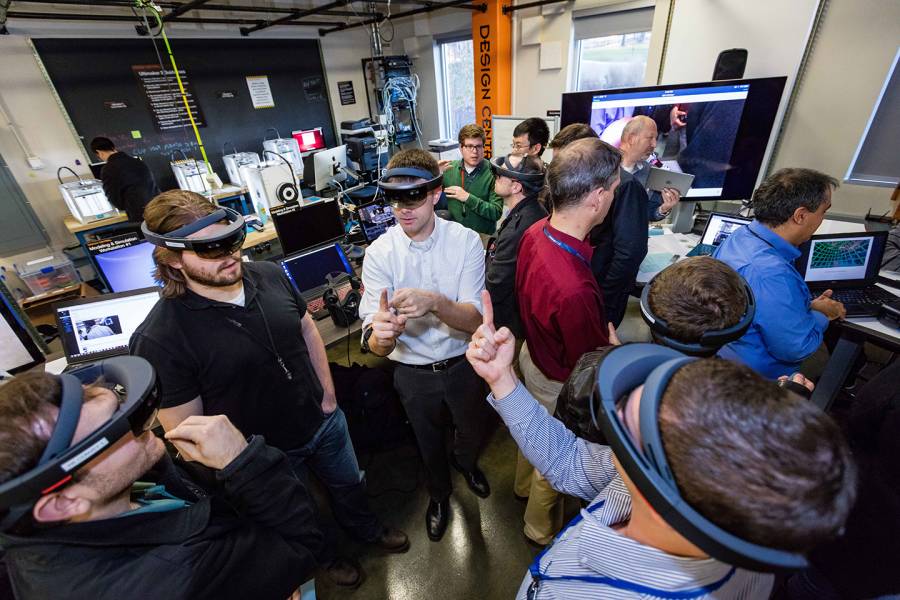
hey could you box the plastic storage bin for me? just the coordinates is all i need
[17,255,81,296]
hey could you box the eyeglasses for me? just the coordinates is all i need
[511,142,532,151]
[461,144,484,152]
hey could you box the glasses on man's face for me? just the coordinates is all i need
[511,142,532,151]
[462,144,484,152]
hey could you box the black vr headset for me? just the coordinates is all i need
[589,343,808,572]
[0,356,160,530]
[489,155,546,192]
[378,167,443,209]
[142,207,246,259]
[639,273,756,357]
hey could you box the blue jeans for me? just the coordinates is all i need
[286,408,382,542]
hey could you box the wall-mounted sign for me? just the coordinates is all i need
[104,100,130,110]
[338,80,356,106]
[546,109,561,117]
[302,75,326,103]
[246,75,275,109]
[217,90,238,99]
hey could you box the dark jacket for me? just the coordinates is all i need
[486,193,548,338]
[441,159,504,235]
[101,152,159,222]
[883,224,900,272]
[590,168,649,327]
[0,436,322,600]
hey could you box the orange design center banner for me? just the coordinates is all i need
[472,0,512,159]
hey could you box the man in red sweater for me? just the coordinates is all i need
[513,137,621,545]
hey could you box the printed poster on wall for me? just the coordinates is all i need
[246,75,275,109]
[132,64,206,132]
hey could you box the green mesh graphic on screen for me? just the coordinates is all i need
[810,240,870,269]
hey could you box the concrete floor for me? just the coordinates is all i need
[319,337,549,600]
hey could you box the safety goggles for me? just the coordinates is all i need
[142,207,246,259]
[0,356,160,527]
[379,167,443,210]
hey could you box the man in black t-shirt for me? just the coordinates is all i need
[130,190,408,589]
[90,137,159,223]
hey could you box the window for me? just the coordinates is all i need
[572,6,654,92]
[438,37,476,139]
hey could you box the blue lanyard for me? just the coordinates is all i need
[542,226,590,268]
[527,501,737,599]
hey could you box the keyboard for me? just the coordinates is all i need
[829,287,898,317]
[306,282,356,321]
[686,243,716,257]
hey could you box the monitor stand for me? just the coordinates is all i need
[670,201,697,234]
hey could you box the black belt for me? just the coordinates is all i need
[400,354,466,373]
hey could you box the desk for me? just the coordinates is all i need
[810,280,900,411]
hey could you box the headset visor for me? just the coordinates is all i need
[379,167,443,210]
[142,207,246,259]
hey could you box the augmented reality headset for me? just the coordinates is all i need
[590,343,808,572]
[0,356,160,530]
[142,207,246,259]
[378,167,443,208]
[639,274,756,357]
[490,155,546,191]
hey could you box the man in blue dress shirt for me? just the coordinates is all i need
[466,291,855,600]
[714,168,846,379]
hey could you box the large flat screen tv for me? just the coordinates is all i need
[561,76,787,201]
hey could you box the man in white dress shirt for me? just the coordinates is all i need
[358,149,492,542]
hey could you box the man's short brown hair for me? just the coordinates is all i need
[549,123,598,150]
[143,190,218,299]
[751,168,838,227]
[457,123,485,146]
[386,148,440,178]
[647,257,747,344]
[546,138,620,212]
[660,359,857,552]
[0,373,61,487]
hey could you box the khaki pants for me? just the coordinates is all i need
[515,343,565,545]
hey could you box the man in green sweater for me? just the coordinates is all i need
[440,123,504,237]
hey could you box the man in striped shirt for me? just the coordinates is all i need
[467,292,856,599]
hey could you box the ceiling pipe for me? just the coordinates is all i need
[239,0,350,36]
[319,0,485,36]
[14,0,378,17]
[6,10,337,26]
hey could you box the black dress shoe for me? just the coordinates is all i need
[323,556,364,589]
[373,526,410,553]
[426,498,449,542]
[450,456,491,499]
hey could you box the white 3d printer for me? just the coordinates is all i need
[261,128,303,179]
[57,166,118,224]
[240,151,300,223]
[222,143,261,187]
[170,150,215,194]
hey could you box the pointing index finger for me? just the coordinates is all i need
[481,289,494,329]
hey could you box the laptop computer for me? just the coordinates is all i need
[795,230,895,317]
[54,287,161,369]
[271,199,345,257]
[280,242,357,320]
[357,201,395,244]
[686,212,752,257]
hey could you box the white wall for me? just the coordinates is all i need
[0,16,372,279]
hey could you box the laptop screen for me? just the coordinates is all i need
[797,231,887,285]
[89,233,158,293]
[700,213,751,246]
[358,202,395,243]
[271,199,345,256]
[280,243,353,298]
[55,288,161,362]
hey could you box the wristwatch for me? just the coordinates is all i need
[361,325,375,354]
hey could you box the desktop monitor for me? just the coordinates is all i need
[292,128,326,153]
[560,76,787,201]
[0,293,44,374]
[271,199,345,256]
[280,242,354,299]
[313,145,348,191]
[88,233,158,293]
[54,288,161,364]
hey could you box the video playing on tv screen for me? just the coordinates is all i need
[561,77,787,202]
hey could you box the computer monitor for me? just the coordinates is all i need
[796,231,888,286]
[54,288,161,364]
[270,199,345,256]
[313,145,348,191]
[561,76,787,201]
[0,293,44,374]
[292,128,326,153]
[357,202,395,243]
[88,233,158,293]
[699,213,751,247]
[280,242,354,299]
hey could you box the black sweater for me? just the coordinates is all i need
[101,152,159,222]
